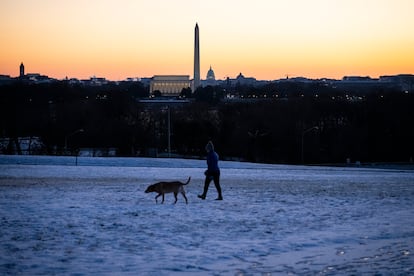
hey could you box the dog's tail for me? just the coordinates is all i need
[184,177,191,185]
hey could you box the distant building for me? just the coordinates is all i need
[125,77,141,82]
[0,75,12,86]
[22,73,54,83]
[236,73,257,85]
[16,63,54,83]
[26,73,42,81]
[140,77,152,86]
[282,76,314,83]
[0,75,11,80]
[89,76,108,86]
[68,78,81,85]
[342,76,375,82]
[19,62,25,77]
[340,76,377,86]
[150,75,191,97]
[224,73,258,87]
[380,74,414,92]
[79,76,108,86]
[204,66,216,86]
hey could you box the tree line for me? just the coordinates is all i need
[1,80,413,164]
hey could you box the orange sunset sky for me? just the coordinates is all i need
[1,0,413,81]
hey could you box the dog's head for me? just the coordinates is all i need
[145,184,155,193]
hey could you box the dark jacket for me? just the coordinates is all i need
[207,150,220,172]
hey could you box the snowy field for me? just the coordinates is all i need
[1,155,414,275]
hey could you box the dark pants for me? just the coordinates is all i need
[201,170,222,198]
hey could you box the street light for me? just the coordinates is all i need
[64,128,84,154]
[161,106,171,158]
[301,126,319,164]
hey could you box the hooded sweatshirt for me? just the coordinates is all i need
[207,150,220,172]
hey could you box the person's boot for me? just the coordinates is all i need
[215,195,223,200]
[198,194,206,200]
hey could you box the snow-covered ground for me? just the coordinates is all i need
[1,155,414,275]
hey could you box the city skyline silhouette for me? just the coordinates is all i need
[1,0,413,80]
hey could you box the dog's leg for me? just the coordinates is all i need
[155,193,162,204]
[181,191,188,204]
[173,192,178,204]
[161,193,165,204]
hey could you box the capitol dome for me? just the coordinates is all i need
[206,66,215,81]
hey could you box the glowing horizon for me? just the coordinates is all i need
[1,0,413,81]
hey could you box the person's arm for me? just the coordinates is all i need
[206,152,213,171]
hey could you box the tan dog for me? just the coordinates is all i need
[145,177,191,204]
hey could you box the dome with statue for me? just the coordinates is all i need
[206,66,215,81]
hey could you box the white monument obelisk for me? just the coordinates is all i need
[193,23,201,91]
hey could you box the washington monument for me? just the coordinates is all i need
[193,23,201,90]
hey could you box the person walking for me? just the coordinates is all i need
[198,141,223,200]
